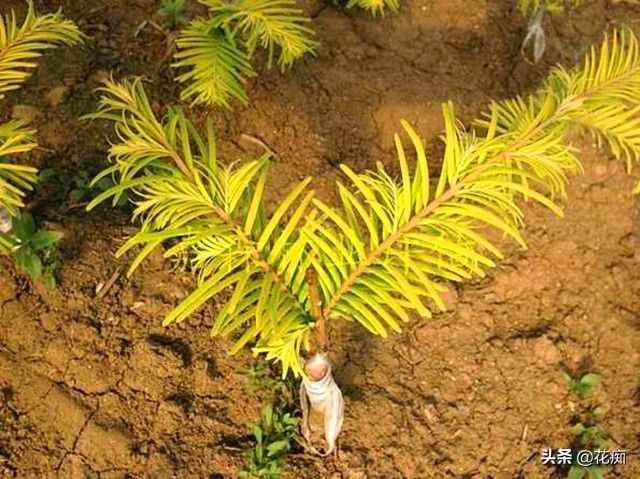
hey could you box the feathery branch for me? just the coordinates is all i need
[173,0,316,108]
[87,77,316,376]
[0,1,83,253]
[312,29,640,338]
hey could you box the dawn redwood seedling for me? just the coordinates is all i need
[0,1,83,257]
[88,30,640,453]
[172,0,317,108]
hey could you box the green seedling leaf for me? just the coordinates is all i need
[264,405,273,429]
[96,177,114,191]
[38,168,57,182]
[266,439,288,457]
[580,373,601,390]
[158,0,187,28]
[241,401,296,477]
[30,230,63,250]
[73,174,88,188]
[562,371,574,387]
[43,270,57,289]
[69,188,87,202]
[570,423,586,436]
[563,371,602,399]
[587,466,605,479]
[12,213,36,241]
[15,246,42,279]
[254,425,263,445]
[568,465,587,479]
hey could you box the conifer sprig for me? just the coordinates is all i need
[203,0,317,69]
[174,19,256,109]
[90,30,640,376]
[0,1,83,254]
[173,0,317,109]
[0,1,83,100]
[346,0,401,16]
[86,77,316,376]
[315,29,640,336]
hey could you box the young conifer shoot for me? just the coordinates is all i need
[345,0,401,16]
[87,29,640,454]
[0,2,83,258]
[172,0,318,109]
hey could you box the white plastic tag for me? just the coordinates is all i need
[299,354,344,455]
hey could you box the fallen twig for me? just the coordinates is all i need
[96,266,122,299]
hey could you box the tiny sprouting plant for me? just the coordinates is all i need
[69,170,99,203]
[563,371,602,400]
[0,1,83,256]
[9,212,62,288]
[240,404,298,479]
[88,29,640,378]
[563,372,608,479]
[570,409,607,450]
[69,170,127,206]
[568,417,608,479]
[158,0,188,29]
[35,168,127,208]
[172,0,318,109]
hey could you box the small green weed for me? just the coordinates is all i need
[38,168,127,207]
[158,0,187,29]
[570,408,607,450]
[562,372,601,400]
[563,371,608,479]
[240,404,298,479]
[11,212,62,287]
[568,465,605,479]
[69,170,127,205]
[567,408,607,479]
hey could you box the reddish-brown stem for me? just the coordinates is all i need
[306,266,328,352]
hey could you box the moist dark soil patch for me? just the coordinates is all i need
[1,0,639,477]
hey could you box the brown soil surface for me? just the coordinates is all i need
[1,0,639,478]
